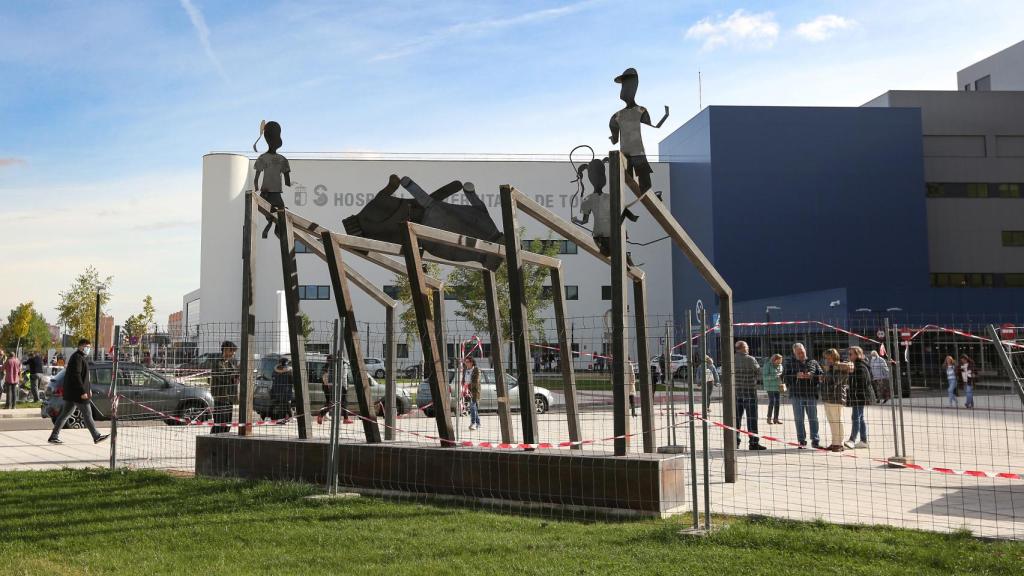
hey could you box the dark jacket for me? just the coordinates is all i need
[821,363,850,405]
[847,358,876,407]
[467,366,481,401]
[957,358,976,386]
[271,365,294,402]
[210,357,239,401]
[64,350,90,402]
[28,355,44,375]
[782,355,822,399]
[733,352,761,397]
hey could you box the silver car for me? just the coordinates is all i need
[416,368,555,416]
[363,357,387,379]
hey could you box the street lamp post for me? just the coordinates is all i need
[765,306,780,356]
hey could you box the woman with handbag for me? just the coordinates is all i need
[821,349,850,452]
[843,347,876,449]
[959,354,976,409]
[943,355,958,408]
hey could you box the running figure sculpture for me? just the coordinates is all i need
[609,68,669,205]
[252,121,292,238]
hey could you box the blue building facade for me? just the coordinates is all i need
[659,105,1020,326]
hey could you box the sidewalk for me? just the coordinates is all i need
[0,407,41,419]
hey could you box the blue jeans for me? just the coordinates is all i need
[469,399,480,426]
[965,384,974,408]
[947,377,957,406]
[849,406,867,443]
[791,397,819,445]
[766,391,781,421]
[735,395,760,447]
[49,400,102,441]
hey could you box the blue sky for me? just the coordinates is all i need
[1,0,1021,324]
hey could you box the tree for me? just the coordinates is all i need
[1,303,53,353]
[445,231,560,342]
[57,266,113,342]
[298,312,313,341]
[392,261,442,340]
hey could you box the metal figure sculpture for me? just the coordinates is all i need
[572,157,611,255]
[343,175,505,270]
[609,68,669,217]
[252,121,292,238]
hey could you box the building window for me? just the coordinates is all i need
[926,183,944,197]
[931,273,999,288]
[1006,274,1024,288]
[298,285,330,300]
[975,75,991,91]
[1002,231,1024,247]
[395,343,409,359]
[295,240,311,254]
[382,285,400,299]
[521,239,578,254]
[999,184,1021,198]
[601,285,612,300]
[565,285,579,300]
[967,183,989,198]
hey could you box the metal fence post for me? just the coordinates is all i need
[108,325,121,470]
[699,307,712,530]
[687,313,699,530]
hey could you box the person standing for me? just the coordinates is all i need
[627,360,638,417]
[465,357,481,430]
[868,350,892,404]
[762,354,784,425]
[734,341,766,450]
[844,346,875,449]
[209,341,238,434]
[821,349,850,452]
[943,355,958,408]
[48,339,108,444]
[783,343,823,449]
[27,352,43,402]
[959,354,976,409]
[269,357,294,423]
[3,351,21,409]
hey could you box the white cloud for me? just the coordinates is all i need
[685,10,779,52]
[178,0,227,80]
[795,14,857,42]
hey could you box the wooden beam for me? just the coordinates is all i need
[622,171,736,479]
[292,228,396,307]
[483,270,513,443]
[432,288,448,393]
[508,187,645,281]
[321,231,382,443]
[609,152,630,455]
[276,211,312,439]
[238,192,257,436]
[384,306,397,440]
[633,277,655,453]
[407,222,562,269]
[549,267,581,449]
[500,185,539,443]
[401,224,456,445]
[346,249,445,290]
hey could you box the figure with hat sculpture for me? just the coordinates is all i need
[609,67,669,215]
[252,120,292,239]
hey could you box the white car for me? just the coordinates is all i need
[363,357,387,378]
[650,353,688,377]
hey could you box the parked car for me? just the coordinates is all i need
[251,353,410,420]
[363,357,387,379]
[650,353,688,377]
[40,363,215,428]
[178,353,223,371]
[417,368,555,416]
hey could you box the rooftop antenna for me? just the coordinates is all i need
[698,69,703,110]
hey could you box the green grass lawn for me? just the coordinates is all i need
[0,470,1021,575]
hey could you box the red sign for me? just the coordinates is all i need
[1001,323,1015,339]
[899,329,912,341]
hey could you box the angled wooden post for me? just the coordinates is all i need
[402,224,456,445]
[483,270,513,443]
[384,305,397,440]
[500,185,539,444]
[432,289,448,385]
[321,231,381,443]
[238,192,257,436]
[633,277,655,453]
[277,211,312,439]
[549,267,581,448]
[609,151,630,455]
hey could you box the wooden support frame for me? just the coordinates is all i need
[499,185,539,444]
[622,169,738,481]
[549,267,581,448]
[609,152,630,455]
[482,270,514,443]
[321,231,382,443]
[402,224,456,445]
[276,210,313,439]
[433,289,448,389]
[238,192,258,436]
[384,307,397,440]
[633,277,655,453]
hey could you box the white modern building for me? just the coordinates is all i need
[193,153,674,366]
[958,40,1024,91]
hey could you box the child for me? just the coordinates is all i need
[609,68,669,201]
[252,121,292,238]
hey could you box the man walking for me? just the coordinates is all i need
[209,341,239,434]
[734,341,766,450]
[48,339,108,444]
[27,351,44,402]
[3,351,20,409]
[783,343,823,449]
